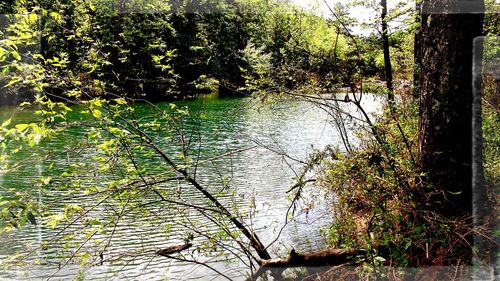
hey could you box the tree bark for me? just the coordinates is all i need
[257,248,360,267]
[413,0,422,99]
[417,0,484,216]
[156,243,193,256]
[380,0,394,101]
[247,248,364,281]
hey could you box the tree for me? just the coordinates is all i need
[417,0,484,215]
[380,0,394,101]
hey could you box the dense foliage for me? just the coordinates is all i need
[0,0,415,102]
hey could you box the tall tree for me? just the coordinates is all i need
[417,0,484,216]
[413,0,422,99]
[380,0,394,101]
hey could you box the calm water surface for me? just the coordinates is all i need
[0,94,382,280]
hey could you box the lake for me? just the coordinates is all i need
[0,94,383,280]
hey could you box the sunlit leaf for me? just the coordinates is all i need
[1,118,11,128]
[15,124,29,132]
[11,51,21,61]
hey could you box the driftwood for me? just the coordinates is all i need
[257,247,362,267]
[156,243,193,257]
[155,243,370,280]
[247,247,366,281]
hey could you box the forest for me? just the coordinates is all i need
[0,0,498,280]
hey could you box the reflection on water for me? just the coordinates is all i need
[0,94,383,280]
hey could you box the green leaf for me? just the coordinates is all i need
[92,109,102,119]
[114,98,127,105]
[41,177,52,185]
[15,124,29,132]
[27,13,38,23]
[46,213,65,228]
[11,51,21,61]
[404,240,412,250]
[49,12,63,23]
[1,118,11,128]
[4,77,22,88]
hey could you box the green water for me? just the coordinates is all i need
[0,94,382,280]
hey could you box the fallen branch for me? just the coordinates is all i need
[248,247,366,281]
[258,247,361,267]
[156,243,193,257]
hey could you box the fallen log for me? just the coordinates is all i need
[156,243,193,257]
[257,247,362,267]
[247,247,367,281]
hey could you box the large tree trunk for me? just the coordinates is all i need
[417,0,484,216]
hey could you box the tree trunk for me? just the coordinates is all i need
[380,0,394,101]
[417,0,484,216]
[413,0,422,99]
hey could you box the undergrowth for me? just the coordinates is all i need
[317,81,498,276]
